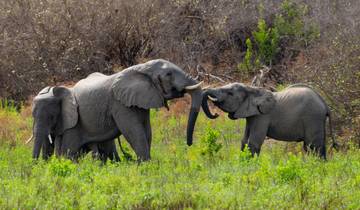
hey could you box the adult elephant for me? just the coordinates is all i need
[28,87,120,162]
[202,83,338,159]
[31,59,203,161]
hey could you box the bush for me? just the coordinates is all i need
[200,126,222,158]
[48,158,76,177]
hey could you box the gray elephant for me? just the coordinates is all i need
[202,83,338,159]
[30,59,203,161]
[28,87,120,162]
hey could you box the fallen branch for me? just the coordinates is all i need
[195,64,226,83]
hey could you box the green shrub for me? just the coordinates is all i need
[48,158,76,177]
[277,154,303,183]
[238,38,256,73]
[200,126,222,158]
[238,0,319,75]
[253,19,280,66]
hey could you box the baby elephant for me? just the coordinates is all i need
[202,83,338,158]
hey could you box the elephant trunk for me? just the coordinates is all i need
[202,90,219,119]
[33,122,54,159]
[186,88,202,146]
[32,123,45,159]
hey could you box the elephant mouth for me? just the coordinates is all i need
[257,105,265,114]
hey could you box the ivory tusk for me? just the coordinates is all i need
[208,95,218,102]
[25,135,33,144]
[48,134,53,144]
[185,81,203,90]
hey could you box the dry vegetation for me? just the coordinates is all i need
[0,0,359,144]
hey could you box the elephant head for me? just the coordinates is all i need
[30,86,78,159]
[202,83,276,120]
[112,59,203,146]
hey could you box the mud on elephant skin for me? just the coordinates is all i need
[202,83,338,159]
[29,59,204,162]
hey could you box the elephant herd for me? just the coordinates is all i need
[26,59,338,162]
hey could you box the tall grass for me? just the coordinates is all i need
[0,103,359,209]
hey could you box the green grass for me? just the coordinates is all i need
[0,105,359,209]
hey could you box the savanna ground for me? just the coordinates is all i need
[0,100,359,209]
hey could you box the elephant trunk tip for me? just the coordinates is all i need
[202,91,219,119]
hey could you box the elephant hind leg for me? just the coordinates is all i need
[304,120,326,159]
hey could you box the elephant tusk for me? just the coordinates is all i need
[25,134,33,144]
[48,134,53,144]
[208,95,218,102]
[185,81,203,90]
[202,85,211,90]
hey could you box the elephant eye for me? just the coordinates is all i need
[166,72,172,77]
[228,92,233,96]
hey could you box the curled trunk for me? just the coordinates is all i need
[202,90,219,119]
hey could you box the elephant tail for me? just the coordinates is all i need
[327,111,339,151]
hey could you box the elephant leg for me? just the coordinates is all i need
[42,137,54,160]
[144,110,152,150]
[87,143,100,160]
[241,121,250,151]
[246,118,269,156]
[304,120,326,159]
[55,135,62,157]
[112,107,150,161]
[61,129,82,160]
[99,140,120,162]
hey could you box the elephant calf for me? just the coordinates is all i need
[202,83,338,159]
[26,86,120,162]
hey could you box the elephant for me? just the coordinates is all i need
[30,59,203,161]
[28,86,120,162]
[202,83,338,159]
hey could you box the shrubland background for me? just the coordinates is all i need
[0,0,360,208]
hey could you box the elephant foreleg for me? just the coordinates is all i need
[246,118,269,156]
[241,121,250,151]
[144,111,152,150]
[112,107,150,162]
[55,135,62,157]
[42,136,54,160]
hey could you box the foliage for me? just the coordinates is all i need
[200,126,222,158]
[253,19,280,66]
[48,158,76,177]
[238,0,318,73]
[237,38,255,72]
[0,104,359,209]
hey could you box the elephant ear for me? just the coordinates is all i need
[53,86,78,132]
[255,90,276,114]
[112,71,164,109]
[234,88,275,118]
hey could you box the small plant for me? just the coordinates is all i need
[277,154,302,183]
[48,158,76,177]
[200,126,222,158]
[238,38,256,73]
[253,19,280,66]
[238,144,253,163]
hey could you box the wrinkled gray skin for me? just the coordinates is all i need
[202,83,337,159]
[31,89,120,162]
[32,59,203,161]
